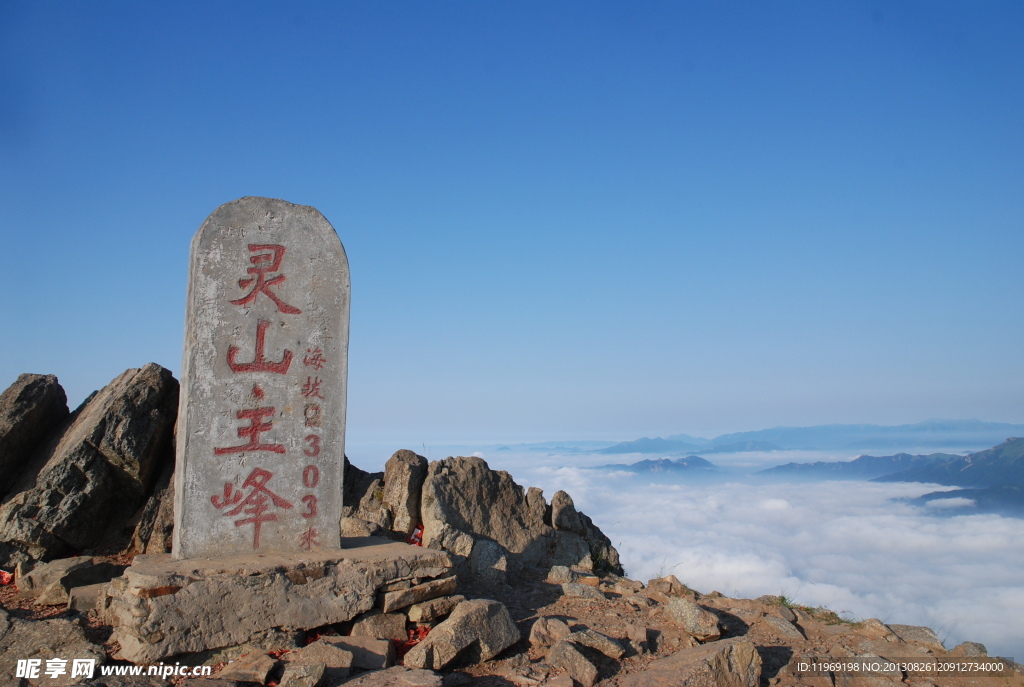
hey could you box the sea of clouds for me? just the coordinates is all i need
[348,442,1023,659]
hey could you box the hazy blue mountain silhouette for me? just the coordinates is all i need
[759,452,957,480]
[874,437,1024,487]
[596,420,1024,454]
[593,455,719,474]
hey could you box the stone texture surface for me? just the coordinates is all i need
[341,666,443,687]
[320,636,395,669]
[529,616,572,651]
[561,582,605,601]
[381,449,428,536]
[0,608,106,686]
[567,628,625,659]
[761,613,805,640]
[407,594,465,623]
[618,637,761,687]
[886,623,945,651]
[109,541,451,662]
[174,196,350,559]
[381,575,457,612]
[0,373,68,499]
[0,364,178,567]
[419,456,623,576]
[66,581,109,613]
[403,599,520,670]
[470,538,510,587]
[216,652,277,683]
[284,639,353,682]
[128,459,175,554]
[350,609,407,640]
[278,662,325,687]
[666,597,722,641]
[547,640,599,687]
[20,556,126,606]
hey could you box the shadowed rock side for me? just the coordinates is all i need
[0,373,69,499]
[0,364,178,567]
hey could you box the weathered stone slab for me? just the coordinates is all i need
[284,639,353,682]
[174,196,350,559]
[403,599,519,670]
[381,575,458,612]
[341,666,443,687]
[407,594,465,623]
[618,637,761,687]
[109,540,451,663]
[217,652,277,683]
[547,640,599,687]
[350,609,407,640]
[320,636,395,669]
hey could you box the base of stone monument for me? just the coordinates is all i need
[107,538,454,663]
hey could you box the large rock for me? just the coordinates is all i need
[665,597,722,641]
[0,608,106,686]
[403,598,520,670]
[381,449,428,536]
[420,456,623,576]
[109,542,452,663]
[547,640,599,687]
[618,637,761,687]
[0,364,178,566]
[0,374,69,499]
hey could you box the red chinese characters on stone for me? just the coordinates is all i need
[303,347,327,370]
[214,406,286,455]
[300,526,319,551]
[227,319,293,374]
[211,468,294,549]
[230,244,302,314]
[300,376,324,399]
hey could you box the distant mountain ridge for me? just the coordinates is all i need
[596,420,1024,454]
[874,437,1024,487]
[759,452,958,481]
[592,455,719,474]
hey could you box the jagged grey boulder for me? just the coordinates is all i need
[403,599,519,670]
[529,616,572,651]
[618,637,761,686]
[567,629,625,659]
[0,364,178,567]
[382,449,428,536]
[547,640,599,687]
[665,597,721,641]
[420,456,622,576]
[0,373,68,498]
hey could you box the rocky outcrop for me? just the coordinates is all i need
[0,373,69,498]
[619,636,762,687]
[0,365,177,567]
[419,456,623,579]
[0,364,178,567]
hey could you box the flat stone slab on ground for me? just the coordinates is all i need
[109,539,451,663]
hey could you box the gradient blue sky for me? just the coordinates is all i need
[2,1,1022,443]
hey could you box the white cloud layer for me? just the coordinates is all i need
[475,449,1024,659]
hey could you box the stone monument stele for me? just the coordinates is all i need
[173,196,350,559]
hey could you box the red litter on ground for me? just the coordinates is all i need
[0,570,13,585]
[394,626,431,661]
[406,524,423,546]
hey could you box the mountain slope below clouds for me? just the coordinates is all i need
[875,437,1024,487]
[759,452,958,480]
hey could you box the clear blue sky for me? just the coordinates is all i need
[2,1,1021,443]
